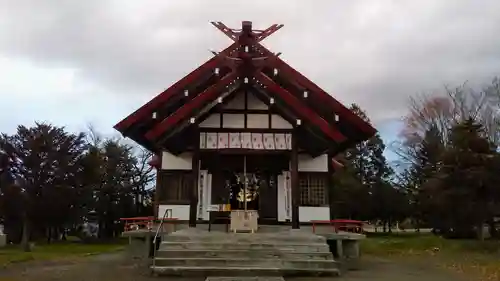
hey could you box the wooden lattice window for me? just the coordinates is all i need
[157,171,192,204]
[299,173,328,206]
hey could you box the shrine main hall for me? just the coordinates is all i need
[114,21,376,230]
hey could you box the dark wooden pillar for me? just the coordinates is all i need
[291,130,300,229]
[327,152,335,220]
[189,128,200,227]
[153,153,162,218]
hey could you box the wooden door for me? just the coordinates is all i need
[258,173,278,223]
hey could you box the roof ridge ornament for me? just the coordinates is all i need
[210,21,284,43]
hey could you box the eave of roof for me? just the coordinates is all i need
[255,43,377,139]
[113,42,238,134]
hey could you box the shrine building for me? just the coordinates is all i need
[114,21,376,229]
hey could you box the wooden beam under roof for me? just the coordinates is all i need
[145,71,239,141]
[154,83,241,146]
[254,72,347,143]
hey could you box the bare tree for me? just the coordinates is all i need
[131,147,154,214]
[393,78,500,167]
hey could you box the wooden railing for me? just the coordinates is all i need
[119,215,179,232]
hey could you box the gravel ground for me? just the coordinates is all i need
[0,252,465,281]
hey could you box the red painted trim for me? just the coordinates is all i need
[114,43,238,133]
[145,72,238,141]
[255,72,347,143]
[255,24,284,42]
[257,44,376,137]
[210,22,239,41]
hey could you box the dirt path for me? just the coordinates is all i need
[337,257,466,281]
[0,252,466,281]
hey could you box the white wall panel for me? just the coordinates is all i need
[222,114,245,128]
[199,114,220,128]
[247,93,268,110]
[271,114,293,129]
[297,154,328,172]
[161,151,192,170]
[247,114,269,128]
[299,206,330,222]
[224,91,245,109]
[158,205,190,220]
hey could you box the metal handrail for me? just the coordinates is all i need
[151,208,172,271]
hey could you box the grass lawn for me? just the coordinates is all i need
[0,239,127,267]
[362,232,500,280]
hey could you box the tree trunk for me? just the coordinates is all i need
[477,221,485,241]
[21,215,31,252]
[388,218,393,233]
[61,227,67,241]
[135,186,140,215]
[47,227,52,244]
[53,227,60,241]
[382,221,387,233]
[98,218,104,239]
[487,218,497,239]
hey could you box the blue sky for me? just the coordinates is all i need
[1,0,499,165]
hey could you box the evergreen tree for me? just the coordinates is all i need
[333,104,406,229]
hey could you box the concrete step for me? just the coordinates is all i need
[153,257,339,270]
[206,277,285,281]
[164,232,325,244]
[151,265,340,277]
[155,249,333,260]
[160,241,330,252]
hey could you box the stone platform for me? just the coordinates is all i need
[151,227,341,277]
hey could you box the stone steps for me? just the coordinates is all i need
[152,229,340,277]
[165,232,325,244]
[155,249,332,260]
[154,257,338,270]
[160,241,329,252]
[152,266,340,277]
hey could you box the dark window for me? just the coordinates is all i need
[157,171,192,204]
[299,173,328,206]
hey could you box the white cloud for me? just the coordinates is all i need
[0,0,499,135]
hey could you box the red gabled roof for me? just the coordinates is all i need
[257,43,376,137]
[113,22,376,153]
[114,42,238,133]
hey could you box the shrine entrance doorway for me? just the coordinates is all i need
[203,153,289,224]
